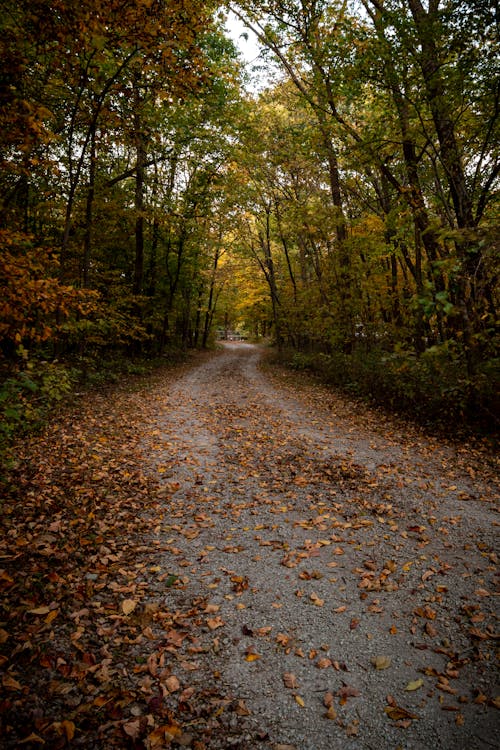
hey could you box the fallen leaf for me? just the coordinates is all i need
[28,606,51,615]
[385,705,418,721]
[164,675,180,692]
[245,653,260,662]
[45,609,59,625]
[17,734,45,745]
[283,673,299,689]
[371,655,391,670]
[316,657,332,669]
[338,684,360,704]
[323,691,335,707]
[207,616,224,630]
[310,592,324,607]
[123,719,141,739]
[235,700,251,716]
[121,599,137,616]
[2,674,22,691]
[405,678,424,691]
[294,694,305,707]
[346,721,359,736]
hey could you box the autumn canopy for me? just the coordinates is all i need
[0,0,498,440]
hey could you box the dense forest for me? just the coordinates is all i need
[1,0,498,449]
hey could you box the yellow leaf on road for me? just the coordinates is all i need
[405,678,424,691]
[245,653,260,662]
[371,655,392,670]
[45,609,59,625]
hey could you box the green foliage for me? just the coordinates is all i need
[277,343,499,435]
[0,360,75,462]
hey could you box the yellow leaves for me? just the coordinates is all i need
[294,694,305,707]
[405,678,424,691]
[371,655,391,670]
[45,609,59,625]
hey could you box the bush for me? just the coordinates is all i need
[0,360,75,466]
[277,343,499,435]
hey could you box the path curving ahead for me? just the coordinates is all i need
[141,342,498,750]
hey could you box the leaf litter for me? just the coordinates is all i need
[0,343,498,749]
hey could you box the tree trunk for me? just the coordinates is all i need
[133,82,146,297]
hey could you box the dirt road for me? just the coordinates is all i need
[2,342,498,749]
[140,343,499,749]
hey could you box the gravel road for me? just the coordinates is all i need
[139,342,499,750]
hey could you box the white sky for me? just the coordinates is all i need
[224,10,279,92]
[224,10,262,65]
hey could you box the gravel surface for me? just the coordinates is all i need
[139,342,499,749]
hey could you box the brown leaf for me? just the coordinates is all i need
[310,592,324,607]
[2,673,22,691]
[323,691,335,708]
[385,705,418,721]
[164,675,181,693]
[123,719,141,739]
[207,616,224,630]
[316,657,332,669]
[425,621,438,638]
[283,672,299,689]
[338,684,360,704]
[17,734,45,745]
[121,599,138,616]
[235,700,251,716]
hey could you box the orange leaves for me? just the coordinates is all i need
[0,231,98,347]
[385,695,418,723]
[121,599,138,616]
[2,673,23,691]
